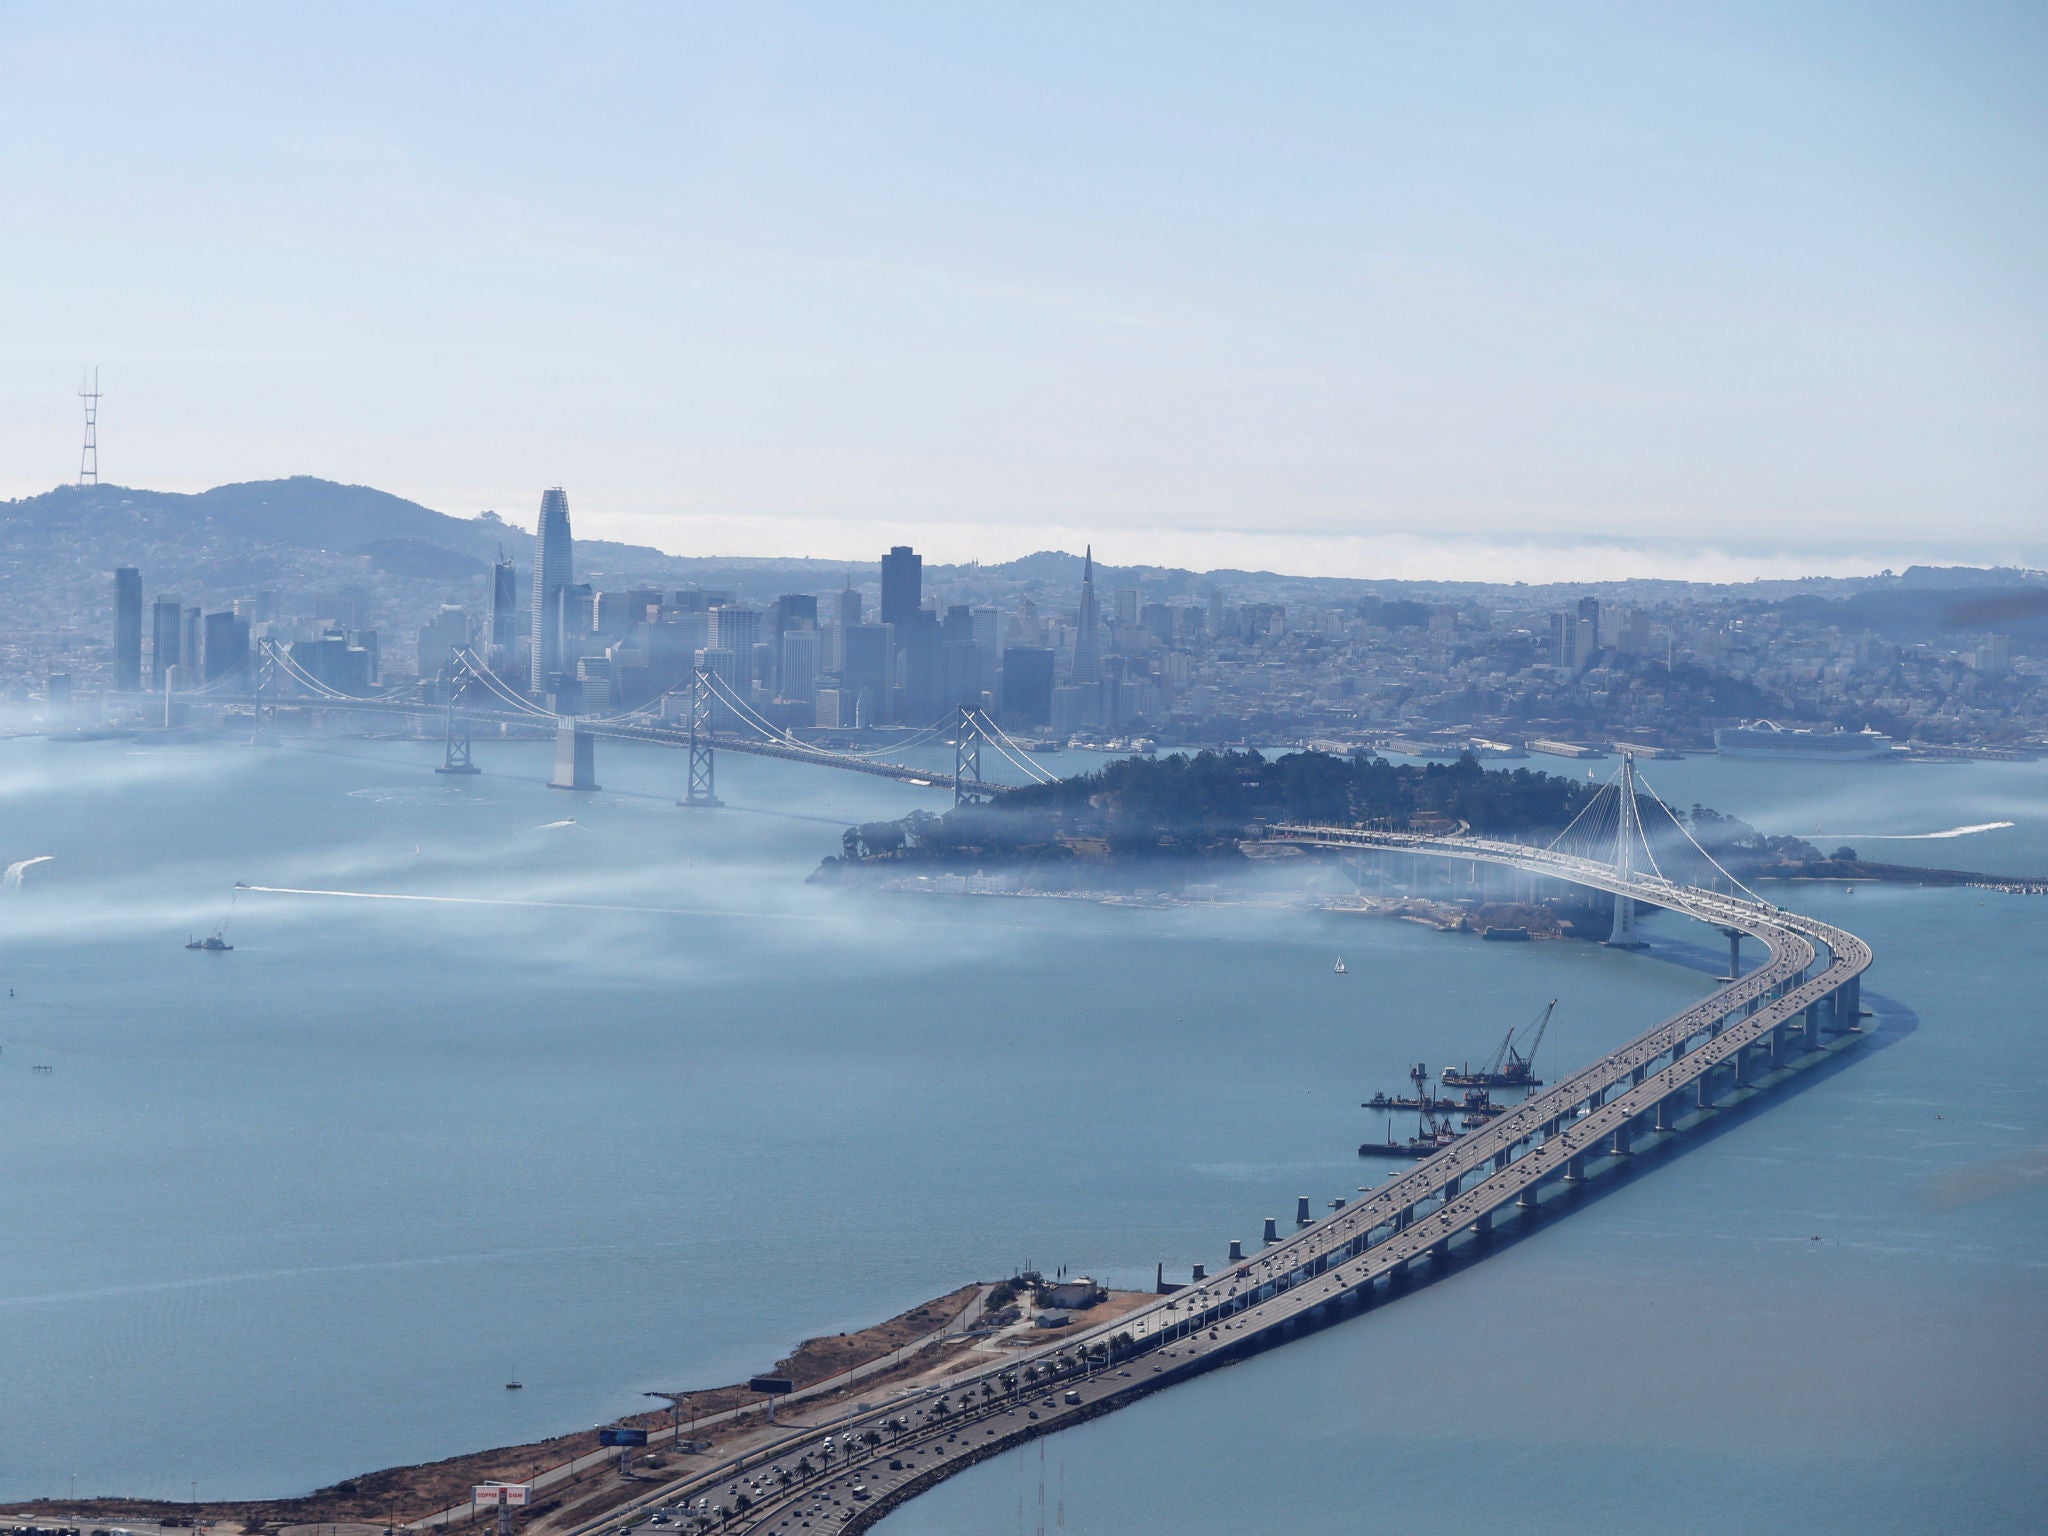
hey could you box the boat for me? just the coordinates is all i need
[1713,720,1896,760]
[185,930,233,952]
[1333,957,1347,974]
[505,1381,523,1390]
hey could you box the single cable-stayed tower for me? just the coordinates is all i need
[78,369,101,485]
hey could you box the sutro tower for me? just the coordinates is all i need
[78,369,102,486]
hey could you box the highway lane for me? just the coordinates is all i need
[553,836,1872,1536]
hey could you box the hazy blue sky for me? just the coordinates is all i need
[4,2,2043,577]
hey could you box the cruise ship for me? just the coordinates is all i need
[1713,720,1896,760]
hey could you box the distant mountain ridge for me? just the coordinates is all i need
[5,475,2041,603]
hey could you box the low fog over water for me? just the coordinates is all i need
[2,737,2044,1530]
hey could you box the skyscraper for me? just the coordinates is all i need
[488,556,518,664]
[150,596,182,691]
[530,487,573,694]
[202,611,250,683]
[114,568,142,691]
[880,545,921,631]
[837,577,862,628]
[1071,546,1102,685]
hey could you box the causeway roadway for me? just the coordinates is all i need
[537,829,1872,1536]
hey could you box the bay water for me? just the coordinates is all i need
[2,736,2042,1531]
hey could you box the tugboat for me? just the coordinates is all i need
[185,928,233,952]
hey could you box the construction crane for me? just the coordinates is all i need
[1441,999,1557,1089]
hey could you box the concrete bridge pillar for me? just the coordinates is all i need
[1610,1122,1631,1157]
[1431,1237,1451,1268]
[1722,927,1742,981]
[1395,1206,1413,1231]
[1475,1209,1493,1236]
[1696,1068,1716,1110]
[1655,1093,1676,1133]
[1806,1001,1826,1043]
[1517,1178,1539,1209]
[1631,1063,1647,1088]
[1843,975,1863,1024]
[1493,1150,1511,1173]
[1442,1175,1461,1201]
[1262,1217,1279,1245]
[1563,1154,1584,1183]
[1733,1045,1751,1089]
[1770,1022,1788,1066]
[1227,1239,1244,1262]
[549,722,598,791]
[1296,1196,1313,1227]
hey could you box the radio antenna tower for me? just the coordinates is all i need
[78,368,102,486]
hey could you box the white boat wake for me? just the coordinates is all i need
[1836,821,2015,841]
[4,855,54,890]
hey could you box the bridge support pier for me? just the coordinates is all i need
[1227,1239,1244,1262]
[1770,1022,1788,1066]
[1517,1179,1539,1209]
[1721,926,1743,980]
[1655,1093,1676,1133]
[1697,1068,1716,1109]
[549,723,598,791]
[1610,1122,1631,1157]
[1475,1209,1493,1236]
[1807,1000,1827,1043]
[1733,1045,1751,1089]
[1262,1217,1279,1245]
[1296,1196,1313,1227]
[1563,1154,1584,1183]
[435,706,480,775]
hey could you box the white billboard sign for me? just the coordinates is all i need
[473,1485,531,1507]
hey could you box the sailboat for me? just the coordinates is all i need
[1333,957,1348,975]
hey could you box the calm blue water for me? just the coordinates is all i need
[3,738,2043,1531]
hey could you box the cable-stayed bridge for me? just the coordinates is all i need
[480,755,1875,1536]
[217,640,1061,803]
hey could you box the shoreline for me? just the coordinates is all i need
[0,1285,986,1534]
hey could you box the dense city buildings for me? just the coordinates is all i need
[1,479,2041,754]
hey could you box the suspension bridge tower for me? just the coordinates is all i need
[679,670,722,807]
[1606,751,1649,948]
[436,657,482,775]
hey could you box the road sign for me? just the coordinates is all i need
[598,1427,649,1448]
[473,1486,530,1506]
[748,1376,795,1395]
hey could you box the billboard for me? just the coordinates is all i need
[473,1486,530,1507]
[598,1428,650,1448]
[748,1376,795,1396]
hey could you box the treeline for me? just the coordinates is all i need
[830,749,1595,872]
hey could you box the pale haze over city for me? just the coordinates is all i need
[3,7,2045,1536]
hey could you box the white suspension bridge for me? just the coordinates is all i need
[199,640,1064,805]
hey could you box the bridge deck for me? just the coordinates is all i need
[533,831,1871,1536]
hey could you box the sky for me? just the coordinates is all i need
[3,2,2044,580]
